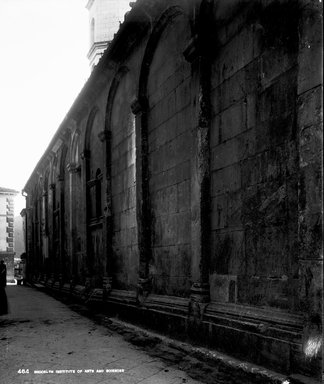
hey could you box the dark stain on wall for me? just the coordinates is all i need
[212,234,232,275]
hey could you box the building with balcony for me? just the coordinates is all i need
[0,187,19,282]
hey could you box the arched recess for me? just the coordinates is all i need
[68,130,82,280]
[42,169,50,274]
[59,144,68,278]
[49,156,58,275]
[84,106,105,286]
[32,178,42,277]
[137,7,193,296]
[105,66,137,290]
[70,130,80,167]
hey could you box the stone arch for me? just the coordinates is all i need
[104,65,138,290]
[40,168,50,274]
[57,145,68,278]
[59,145,68,180]
[67,129,81,281]
[83,106,105,285]
[136,6,194,295]
[70,130,80,167]
[105,66,129,129]
[42,169,50,235]
[138,6,189,103]
[84,106,100,153]
[50,156,58,186]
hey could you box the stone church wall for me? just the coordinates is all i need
[209,1,300,311]
[23,0,322,381]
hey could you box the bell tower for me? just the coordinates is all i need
[86,0,131,70]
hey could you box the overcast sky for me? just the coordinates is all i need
[0,0,90,214]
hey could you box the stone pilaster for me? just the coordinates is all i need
[98,129,114,290]
[67,162,81,282]
[131,98,152,303]
[55,174,65,280]
[80,150,91,279]
[184,37,211,308]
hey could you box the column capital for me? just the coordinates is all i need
[98,130,111,143]
[190,282,210,303]
[80,150,90,160]
[66,162,81,174]
[131,97,148,115]
[183,35,199,63]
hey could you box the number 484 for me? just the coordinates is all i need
[18,369,29,374]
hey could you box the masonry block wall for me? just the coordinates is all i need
[23,0,322,381]
[210,1,300,310]
[147,13,193,296]
[111,70,138,290]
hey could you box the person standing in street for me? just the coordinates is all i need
[0,260,8,315]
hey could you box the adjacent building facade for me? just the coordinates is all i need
[23,0,323,381]
[0,187,19,282]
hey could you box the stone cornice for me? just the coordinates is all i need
[87,41,110,60]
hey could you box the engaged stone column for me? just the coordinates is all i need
[184,36,211,308]
[57,174,65,281]
[131,98,152,303]
[66,162,81,284]
[98,129,113,295]
[48,183,55,274]
[80,149,91,281]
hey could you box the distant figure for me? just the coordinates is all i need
[0,260,8,315]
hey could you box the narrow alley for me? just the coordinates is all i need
[0,286,202,384]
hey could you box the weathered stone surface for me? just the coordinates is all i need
[23,0,322,381]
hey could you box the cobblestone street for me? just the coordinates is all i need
[0,286,201,384]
